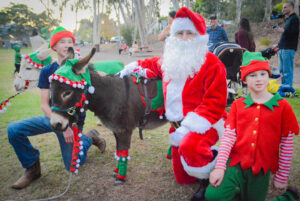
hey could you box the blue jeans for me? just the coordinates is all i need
[279,49,295,87]
[7,116,92,170]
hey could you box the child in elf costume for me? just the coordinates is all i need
[13,45,21,75]
[205,51,299,201]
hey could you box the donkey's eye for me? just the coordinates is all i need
[62,90,73,99]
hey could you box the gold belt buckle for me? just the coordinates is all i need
[170,121,180,129]
[67,108,76,116]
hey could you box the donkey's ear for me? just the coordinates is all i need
[66,47,75,60]
[60,47,75,66]
[72,47,96,75]
[37,48,51,61]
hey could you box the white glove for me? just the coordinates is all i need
[119,61,139,78]
[169,126,190,147]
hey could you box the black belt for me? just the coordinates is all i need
[170,121,182,129]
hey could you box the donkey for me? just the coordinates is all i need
[14,44,52,91]
[50,47,167,183]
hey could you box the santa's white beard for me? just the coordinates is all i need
[161,34,209,82]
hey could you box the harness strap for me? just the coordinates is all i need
[138,84,152,140]
[170,121,182,129]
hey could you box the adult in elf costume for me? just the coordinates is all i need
[7,26,106,190]
[206,51,300,201]
[119,7,227,201]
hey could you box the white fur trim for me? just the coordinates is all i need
[197,34,209,45]
[120,61,139,78]
[169,126,189,146]
[165,80,185,121]
[170,18,198,36]
[180,146,218,179]
[181,112,211,134]
[212,118,225,139]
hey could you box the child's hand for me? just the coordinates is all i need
[272,180,287,191]
[209,169,225,187]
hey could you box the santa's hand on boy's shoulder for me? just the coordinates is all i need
[272,180,287,191]
[209,168,225,188]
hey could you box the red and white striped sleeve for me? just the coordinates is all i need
[214,125,237,170]
[274,132,294,184]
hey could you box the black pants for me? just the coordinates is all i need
[14,63,20,74]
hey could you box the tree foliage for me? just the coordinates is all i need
[0,3,58,39]
[192,0,288,23]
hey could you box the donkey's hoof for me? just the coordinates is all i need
[114,178,125,186]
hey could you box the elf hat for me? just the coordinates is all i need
[240,51,271,81]
[23,51,52,69]
[49,26,75,49]
[50,59,95,94]
[170,7,206,36]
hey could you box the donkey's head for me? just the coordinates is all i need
[14,44,52,91]
[50,47,96,132]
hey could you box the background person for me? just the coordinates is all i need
[13,45,21,75]
[207,14,229,52]
[235,18,256,52]
[7,26,106,190]
[29,28,47,52]
[158,10,177,41]
[275,1,299,90]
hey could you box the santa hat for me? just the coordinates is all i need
[23,51,52,69]
[170,7,206,36]
[49,26,75,49]
[240,51,271,81]
[75,48,82,59]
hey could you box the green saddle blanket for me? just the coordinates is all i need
[93,61,164,111]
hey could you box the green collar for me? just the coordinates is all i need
[243,93,283,111]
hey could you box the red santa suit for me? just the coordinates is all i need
[120,8,228,184]
[136,53,227,183]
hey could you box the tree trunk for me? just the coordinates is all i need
[92,0,100,51]
[97,0,104,45]
[75,8,78,34]
[236,0,242,24]
[263,0,272,22]
[172,0,179,11]
[133,0,147,46]
[118,0,131,27]
[295,0,299,16]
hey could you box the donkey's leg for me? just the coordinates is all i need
[113,131,132,184]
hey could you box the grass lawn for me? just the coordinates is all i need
[0,48,300,200]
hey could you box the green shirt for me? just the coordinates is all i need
[15,52,21,64]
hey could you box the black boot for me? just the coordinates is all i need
[191,179,209,201]
[287,186,300,200]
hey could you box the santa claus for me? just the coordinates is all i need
[120,7,227,201]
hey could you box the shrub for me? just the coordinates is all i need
[121,25,133,46]
[259,37,271,46]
